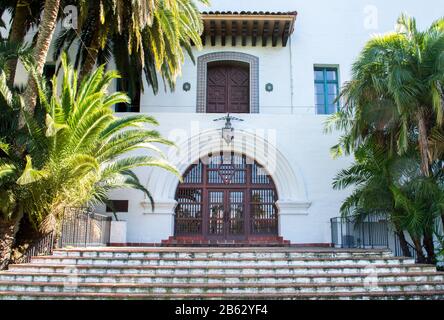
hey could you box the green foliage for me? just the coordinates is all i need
[0,50,180,234]
[327,14,444,159]
[328,14,444,262]
[53,0,208,95]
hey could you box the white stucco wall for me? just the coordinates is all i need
[2,0,443,244]
[139,0,444,115]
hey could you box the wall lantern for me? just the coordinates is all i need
[214,114,244,145]
[265,83,274,92]
[183,82,191,92]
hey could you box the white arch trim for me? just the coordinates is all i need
[143,129,311,216]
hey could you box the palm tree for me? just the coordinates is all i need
[390,160,444,264]
[327,15,444,263]
[2,0,45,86]
[329,14,444,177]
[21,0,61,119]
[332,142,422,260]
[0,40,36,269]
[0,53,180,269]
[53,0,207,105]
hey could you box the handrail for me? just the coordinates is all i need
[331,215,421,262]
[393,233,418,262]
[330,215,389,249]
[16,232,55,264]
[60,207,112,248]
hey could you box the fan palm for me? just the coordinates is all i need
[332,142,425,260]
[390,161,444,264]
[327,14,444,177]
[0,52,180,269]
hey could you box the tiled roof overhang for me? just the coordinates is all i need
[201,11,298,47]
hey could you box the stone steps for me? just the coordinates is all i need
[1,280,443,294]
[3,290,444,300]
[1,271,443,284]
[2,290,444,300]
[28,256,415,267]
[53,248,393,259]
[7,263,436,275]
[0,247,442,300]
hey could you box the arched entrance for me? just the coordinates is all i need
[174,152,278,241]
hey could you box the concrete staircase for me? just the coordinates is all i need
[0,247,443,300]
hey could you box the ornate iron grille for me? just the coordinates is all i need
[175,188,203,235]
[174,152,278,239]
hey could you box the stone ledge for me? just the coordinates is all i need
[140,200,176,215]
[276,200,312,215]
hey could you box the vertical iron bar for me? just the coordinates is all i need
[60,207,66,248]
[84,211,89,247]
[340,217,343,248]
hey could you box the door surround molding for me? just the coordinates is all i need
[196,52,259,113]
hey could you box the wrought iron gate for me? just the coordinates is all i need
[60,207,111,247]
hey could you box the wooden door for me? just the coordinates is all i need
[207,64,249,113]
[226,190,246,239]
[207,190,225,239]
[175,154,279,242]
[206,189,246,240]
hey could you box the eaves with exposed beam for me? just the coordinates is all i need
[201,11,298,47]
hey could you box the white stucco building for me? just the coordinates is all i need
[100,0,444,246]
[3,0,443,246]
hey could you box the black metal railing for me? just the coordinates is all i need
[393,233,418,261]
[60,207,112,248]
[330,215,390,249]
[17,232,55,264]
[330,215,444,263]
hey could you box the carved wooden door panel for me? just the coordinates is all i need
[207,64,250,113]
[207,66,228,113]
[227,67,249,113]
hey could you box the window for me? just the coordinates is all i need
[106,200,129,213]
[314,67,339,114]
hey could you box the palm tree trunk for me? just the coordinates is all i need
[7,0,30,87]
[423,231,436,265]
[21,0,61,127]
[78,10,101,84]
[417,111,431,177]
[0,213,23,270]
[412,237,427,264]
[78,33,100,84]
[395,229,412,257]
